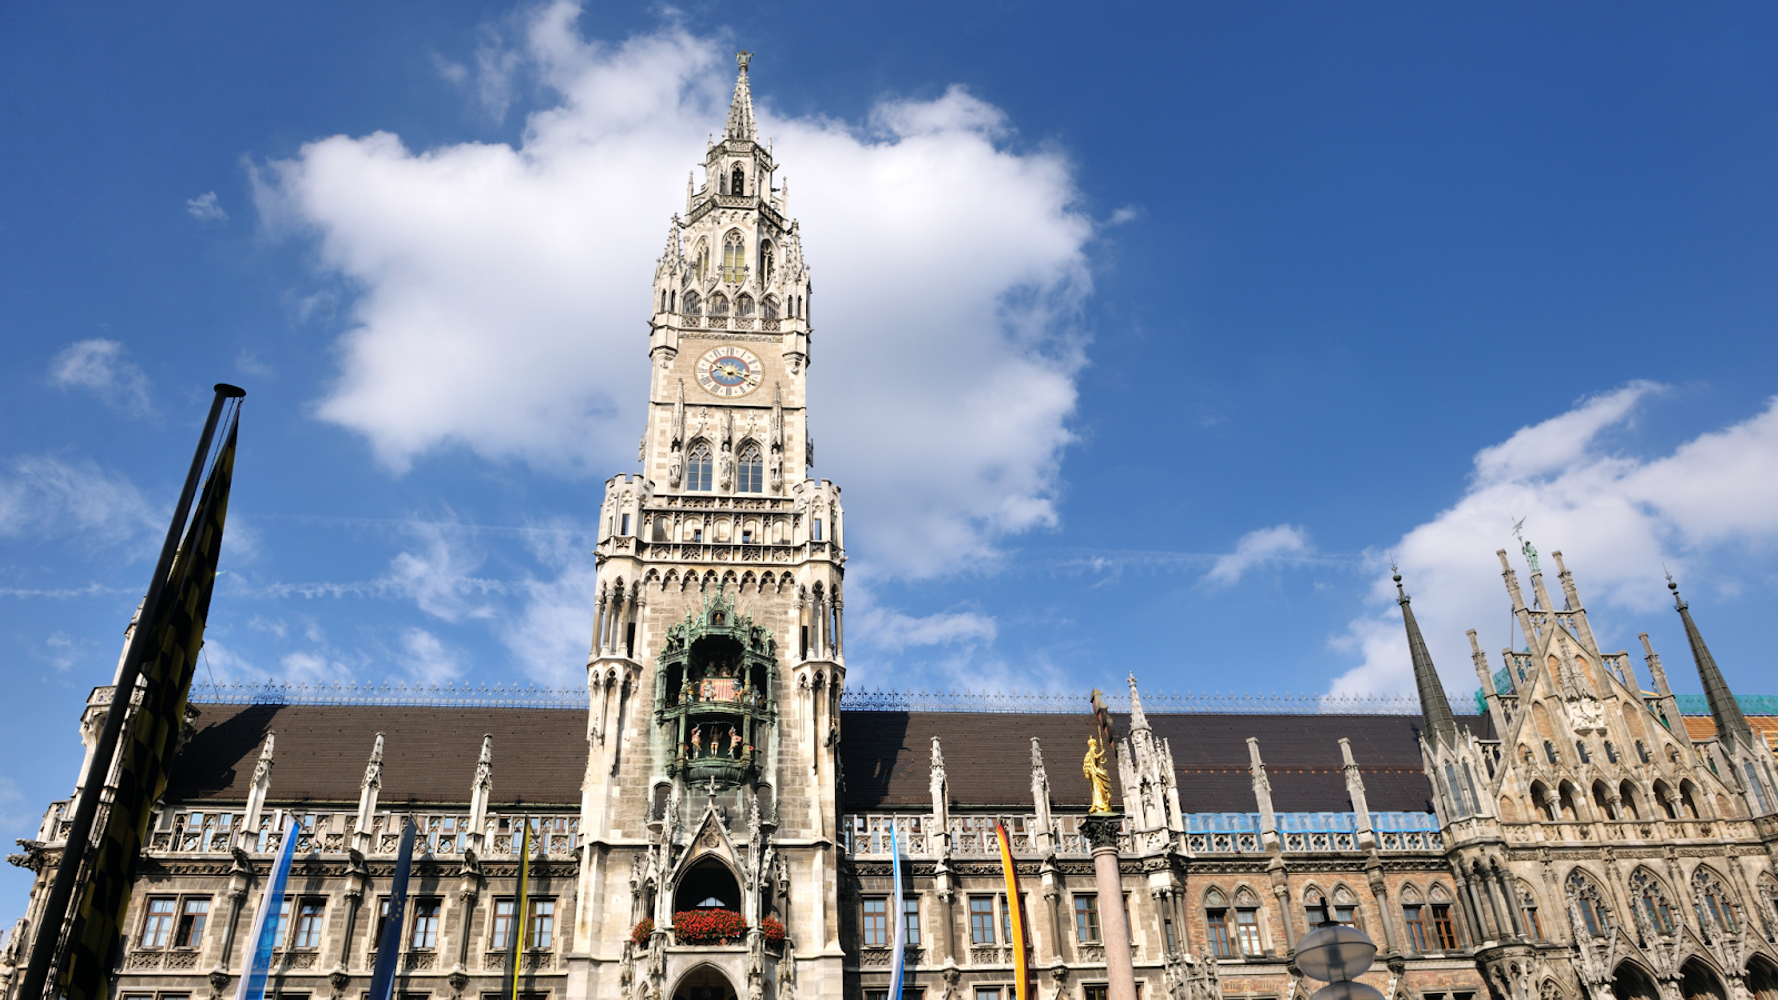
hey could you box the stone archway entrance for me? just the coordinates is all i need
[1612,963,1661,1000]
[672,965,738,1000]
[1681,960,1728,1000]
[1746,958,1778,1000]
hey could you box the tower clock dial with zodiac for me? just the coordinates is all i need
[695,345,764,398]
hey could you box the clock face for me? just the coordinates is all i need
[695,345,764,398]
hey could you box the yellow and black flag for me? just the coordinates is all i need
[58,413,240,1000]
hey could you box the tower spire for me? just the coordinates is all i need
[1669,574,1755,754]
[1396,570,1457,749]
[725,51,757,142]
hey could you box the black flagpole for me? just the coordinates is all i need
[17,383,246,1000]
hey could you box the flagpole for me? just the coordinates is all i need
[18,383,245,1000]
[887,822,905,1000]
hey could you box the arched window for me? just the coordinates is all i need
[762,296,779,319]
[1558,781,1582,820]
[669,289,676,312]
[1577,741,1591,764]
[1619,780,1642,819]
[660,290,667,312]
[686,441,713,492]
[1629,868,1676,935]
[1529,781,1554,822]
[1652,779,1678,819]
[1520,882,1544,939]
[683,290,701,316]
[760,240,774,282]
[1566,870,1612,937]
[737,443,763,493]
[1679,779,1702,818]
[709,293,729,317]
[737,293,754,318]
[1693,868,1740,935]
[722,230,745,282]
[731,163,745,196]
[693,238,709,280]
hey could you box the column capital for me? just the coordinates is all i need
[1083,813,1124,852]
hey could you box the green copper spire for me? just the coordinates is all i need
[1397,571,1458,749]
[1670,575,1755,755]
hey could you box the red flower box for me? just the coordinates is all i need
[631,918,654,947]
[760,916,786,947]
[673,908,749,944]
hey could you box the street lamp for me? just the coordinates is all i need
[1296,924,1384,1000]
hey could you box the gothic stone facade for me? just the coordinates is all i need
[6,56,1778,1000]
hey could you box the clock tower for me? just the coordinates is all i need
[571,52,848,1000]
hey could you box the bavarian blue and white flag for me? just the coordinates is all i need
[233,813,299,1000]
[888,821,906,1000]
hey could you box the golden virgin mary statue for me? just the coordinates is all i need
[1083,737,1113,814]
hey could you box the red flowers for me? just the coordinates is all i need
[759,916,786,947]
[673,908,748,944]
[631,918,654,947]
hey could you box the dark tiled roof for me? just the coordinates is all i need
[839,712,1495,814]
[167,702,588,808]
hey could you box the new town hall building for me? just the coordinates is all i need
[5,56,1778,1000]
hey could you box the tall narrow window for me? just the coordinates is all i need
[271,898,292,948]
[174,898,209,949]
[491,899,516,950]
[969,897,996,945]
[723,232,745,282]
[812,518,823,541]
[761,241,775,282]
[1074,895,1101,943]
[762,296,779,319]
[1403,905,1428,951]
[528,899,555,949]
[1235,907,1261,955]
[731,164,745,195]
[738,444,763,493]
[904,897,922,946]
[687,443,713,492]
[293,900,325,949]
[1431,904,1458,949]
[862,898,889,947]
[410,899,441,949]
[142,898,177,949]
[1205,908,1232,957]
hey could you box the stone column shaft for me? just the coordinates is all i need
[1085,815,1136,1000]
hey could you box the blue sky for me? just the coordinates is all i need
[5,2,1778,909]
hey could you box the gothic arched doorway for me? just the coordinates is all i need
[1612,962,1661,1000]
[1681,959,1728,1000]
[673,964,738,1000]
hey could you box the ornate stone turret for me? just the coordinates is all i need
[1117,675,1182,842]
[468,734,492,851]
[353,732,384,852]
[241,733,275,846]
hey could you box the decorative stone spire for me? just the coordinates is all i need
[468,734,493,850]
[929,736,949,830]
[1396,571,1458,750]
[1339,738,1375,848]
[1247,738,1277,848]
[1029,737,1053,854]
[1127,672,1149,733]
[725,52,757,142]
[354,732,385,851]
[1670,575,1755,755]
[242,733,275,845]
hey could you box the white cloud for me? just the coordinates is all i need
[0,454,159,550]
[852,605,998,652]
[1328,384,1778,698]
[1202,524,1313,588]
[256,6,1092,579]
[45,631,81,672]
[48,340,154,417]
[186,191,229,223]
[396,627,463,684]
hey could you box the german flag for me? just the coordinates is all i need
[59,417,239,1000]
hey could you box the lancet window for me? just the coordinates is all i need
[762,295,779,319]
[710,293,729,317]
[687,441,713,492]
[737,293,755,318]
[1630,868,1677,936]
[730,163,745,196]
[1693,869,1739,935]
[722,231,745,282]
[761,240,774,282]
[737,443,763,494]
[684,290,701,316]
[1567,870,1612,937]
